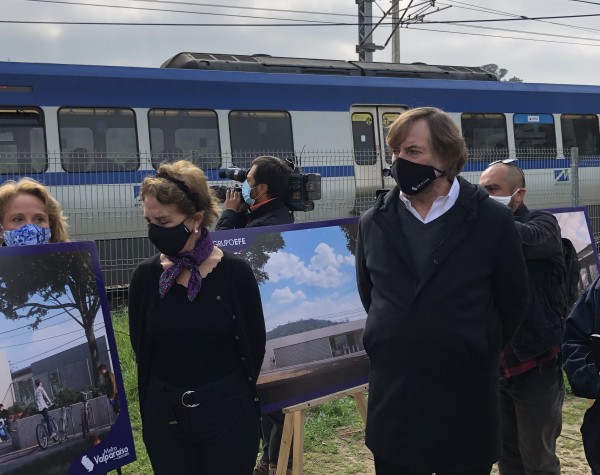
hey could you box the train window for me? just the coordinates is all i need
[560,114,600,157]
[0,107,47,174]
[513,114,556,159]
[461,113,508,160]
[58,108,139,172]
[382,112,402,164]
[148,109,221,170]
[351,113,376,166]
[229,111,294,168]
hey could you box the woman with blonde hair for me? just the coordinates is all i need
[0,177,68,245]
[129,160,266,475]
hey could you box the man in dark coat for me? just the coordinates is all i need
[480,160,566,475]
[215,155,294,230]
[356,107,529,475]
[563,275,600,475]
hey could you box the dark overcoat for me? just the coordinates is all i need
[356,178,529,472]
[563,275,600,474]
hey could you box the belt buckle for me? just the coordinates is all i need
[181,390,199,408]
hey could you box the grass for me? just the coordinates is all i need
[111,311,153,475]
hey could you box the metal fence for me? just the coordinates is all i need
[0,148,598,288]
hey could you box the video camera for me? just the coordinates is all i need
[212,162,321,212]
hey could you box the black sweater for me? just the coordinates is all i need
[129,252,266,422]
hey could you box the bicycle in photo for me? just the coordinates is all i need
[57,404,75,441]
[36,411,59,450]
[80,391,95,438]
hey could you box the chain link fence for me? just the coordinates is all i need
[0,148,598,288]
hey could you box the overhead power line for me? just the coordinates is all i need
[125,0,357,17]
[22,0,340,23]
[5,11,600,27]
[408,25,600,47]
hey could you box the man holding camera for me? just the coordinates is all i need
[215,155,294,230]
[215,155,294,475]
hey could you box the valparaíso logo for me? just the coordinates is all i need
[92,445,130,465]
[81,455,94,472]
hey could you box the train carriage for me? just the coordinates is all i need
[1,53,599,287]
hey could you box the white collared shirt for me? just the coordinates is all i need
[398,178,460,224]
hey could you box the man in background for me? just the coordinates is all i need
[98,363,120,416]
[480,160,566,475]
[215,155,294,475]
[216,155,293,230]
[35,379,56,441]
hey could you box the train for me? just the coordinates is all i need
[1,52,599,287]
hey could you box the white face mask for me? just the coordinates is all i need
[489,189,519,207]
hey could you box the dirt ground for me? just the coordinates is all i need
[306,397,592,475]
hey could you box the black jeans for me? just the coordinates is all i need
[498,359,563,475]
[143,368,259,475]
[39,408,52,435]
[374,457,492,475]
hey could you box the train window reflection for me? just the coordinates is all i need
[561,114,600,157]
[352,113,376,166]
[461,113,508,161]
[148,109,221,170]
[513,114,556,159]
[229,111,294,168]
[58,108,139,172]
[0,107,47,174]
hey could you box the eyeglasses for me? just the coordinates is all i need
[487,158,518,168]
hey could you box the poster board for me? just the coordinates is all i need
[549,206,600,294]
[0,241,135,474]
[212,217,368,414]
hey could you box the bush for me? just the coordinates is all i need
[55,388,78,407]
[22,403,38,418]
[8,401,27,417]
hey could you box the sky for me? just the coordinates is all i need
[259,225,366,332]
[2,0,600,86]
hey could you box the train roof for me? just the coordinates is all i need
[160,52,498,82]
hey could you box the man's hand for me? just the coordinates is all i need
[224,187,247,212]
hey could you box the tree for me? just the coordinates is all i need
[237,233,286,285]
[339,223,359,256]
[0,250,102,384]
[480,63,523,82]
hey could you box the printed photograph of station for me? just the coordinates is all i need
[0,243,127,473]
[234,220,368,411]
[552,208,600,291]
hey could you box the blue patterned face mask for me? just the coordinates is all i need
[2,223,51,246]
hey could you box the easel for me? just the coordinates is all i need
[275,384,368,475]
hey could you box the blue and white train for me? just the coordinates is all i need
[1,52,599,286]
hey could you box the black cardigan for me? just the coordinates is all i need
[128,251,266,422]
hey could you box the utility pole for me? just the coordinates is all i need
[356,0,376,62]
[357,0,447,63]
[391,0,400,62]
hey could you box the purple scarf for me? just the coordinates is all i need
[159,227,215,301]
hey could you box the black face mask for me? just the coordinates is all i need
[148,220,191,256]
[390,157,446,196]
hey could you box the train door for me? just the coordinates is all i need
[350,106,407,213]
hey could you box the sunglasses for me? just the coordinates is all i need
[487,158,518,168]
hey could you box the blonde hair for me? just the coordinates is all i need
[140,160,220,228]
[386,107,468,181]
[0,178,69,243]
